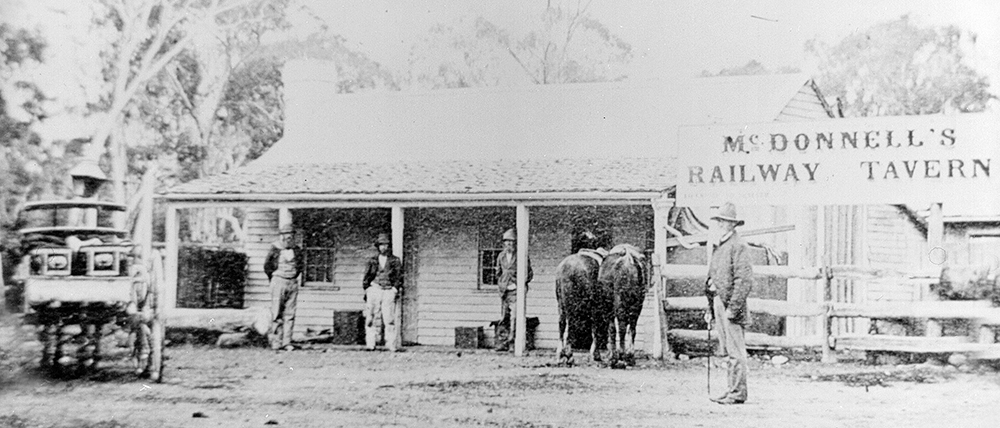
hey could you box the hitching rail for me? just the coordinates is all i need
[659,264,1000,361]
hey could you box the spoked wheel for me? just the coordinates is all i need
[145,248,167,383]
[33,304,127,378]
[147,317,164,382]
[38,321,58,370]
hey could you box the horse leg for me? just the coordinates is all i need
[610,317,623,368]
[625,321,637,366]
[562,322,574,366]
[555,313,564,362]
[589,327,598,362]
[556,313,573,366]
[591,306,609,363]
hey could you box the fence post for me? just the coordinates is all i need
[976,321,995,344]
[821,266,836,363]
[0,258,5,316]
[925,202,945,338]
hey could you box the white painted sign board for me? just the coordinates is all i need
[676,113,1000,211]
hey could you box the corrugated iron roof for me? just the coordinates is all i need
[255,65,818,167]
[165,61,826,198]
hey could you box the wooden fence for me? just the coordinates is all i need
[658,263,1000,361]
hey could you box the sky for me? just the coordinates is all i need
[3,0,999,140]
[297,0,1000,83]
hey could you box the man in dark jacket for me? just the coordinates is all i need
[264,223,303,351]
[362,233,404,351]
[704,202,753,404]
[495,228,532,352]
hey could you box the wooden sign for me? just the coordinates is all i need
[676,113,1000,209]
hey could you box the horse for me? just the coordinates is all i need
[554,247,610,365]
[597,244,650,368]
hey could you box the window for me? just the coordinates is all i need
[478,225,505,290]
[969,234,1000,267]
[302,230,334,284]
[479,248,503,289]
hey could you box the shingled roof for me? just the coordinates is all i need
[167,157,675,197]
[164,60,831,201]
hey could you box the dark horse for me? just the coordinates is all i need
[597,244,650,368]
[554,248,610,365]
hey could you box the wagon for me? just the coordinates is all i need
[19,199,165,381]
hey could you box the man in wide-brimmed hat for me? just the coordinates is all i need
[704,202,753,404]
[494,228,533,352]
[264,223,303,351]
[362,233,404,351]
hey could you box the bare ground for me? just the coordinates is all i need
[3,322,1000,428]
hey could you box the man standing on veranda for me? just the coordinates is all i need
[495,228,532,352]
[704,202,753,404]
[362,233,404,352]
[264,223,303,351]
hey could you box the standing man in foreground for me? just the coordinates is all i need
[362,233,404,352]
[495,228,532,352]
[704,202,753,404]
[264,223,303,351]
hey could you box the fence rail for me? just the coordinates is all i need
[658,263,1000,361]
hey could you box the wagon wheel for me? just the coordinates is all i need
[37,313,58,370]
[35,306,72,377]
[147,316,164,382]
[147,249,166,382]
[75,319,100,375]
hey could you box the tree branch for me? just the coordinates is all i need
[164,63,203,135]
[133,5,187,88]
[241,98,279,123]
[506,46,541,84]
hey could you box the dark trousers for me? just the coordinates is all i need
[497,289,521,348]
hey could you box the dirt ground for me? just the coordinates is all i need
[3,323,1000,428]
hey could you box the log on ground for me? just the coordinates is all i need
[164,307,270,335]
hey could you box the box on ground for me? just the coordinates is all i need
[455,326,485,348]
[332,310,364,345]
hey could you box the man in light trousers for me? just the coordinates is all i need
[362,233,404,352]
[264,223,303,351]
[704,202,753,405]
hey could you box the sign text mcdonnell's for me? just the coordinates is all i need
[676,113,1000,207]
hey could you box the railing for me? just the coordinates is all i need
[658,264,1000,361]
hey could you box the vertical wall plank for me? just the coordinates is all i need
[392,206,404,348]
[514,205,529,356]
[164,206,179,312]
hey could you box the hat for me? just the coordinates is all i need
[502,229,517,241]
[278,224,295,234]
[710,202,745,226]
[374,233,392,246]
[68,159,108,181]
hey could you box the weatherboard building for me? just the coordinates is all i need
[160,60,991,352]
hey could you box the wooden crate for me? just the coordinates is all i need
[455,326,485,349]
[332,311,364,345]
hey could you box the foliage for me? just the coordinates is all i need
[177,246,247,309]
[807,15,994,117]
[262,31,398,94]
[86,0,289,203]
[406,3,632,88]
[0,24,61,248]
[700,60,800,77]
[121,6,394,243]
[123,2,289,185]
[131,27,395,188]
